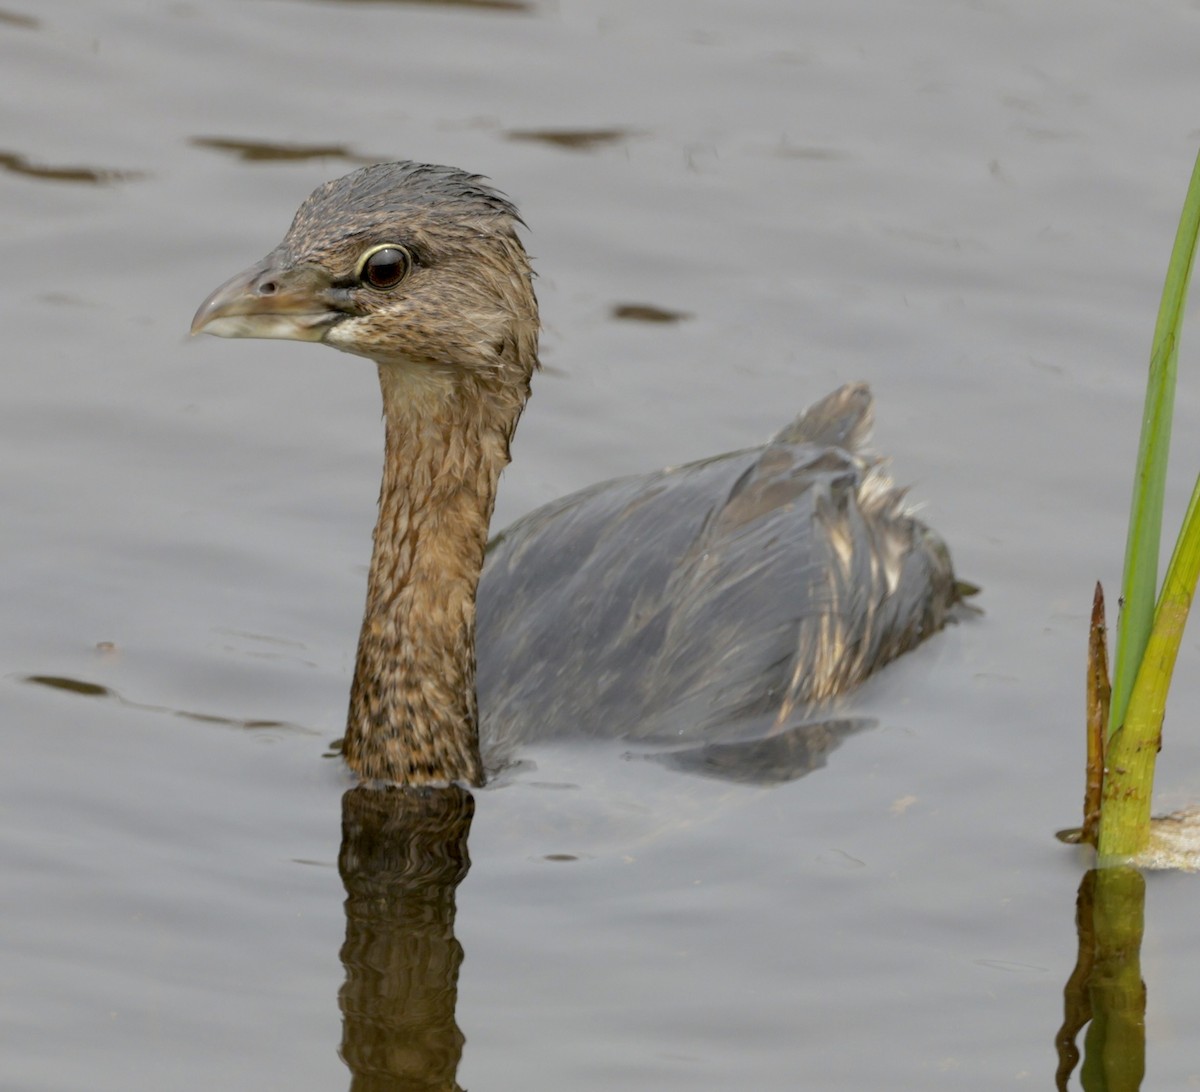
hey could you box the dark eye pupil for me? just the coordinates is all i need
[363,247,408,288]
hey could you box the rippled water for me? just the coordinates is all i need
[5,1,1200,1088]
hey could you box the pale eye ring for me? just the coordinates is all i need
[357,244,413,290]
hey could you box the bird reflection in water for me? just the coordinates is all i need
[188,160,973,1088]
[338,785,474,1091]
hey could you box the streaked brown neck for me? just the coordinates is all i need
[343,357,530,785]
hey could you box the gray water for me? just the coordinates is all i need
[4,1,1200,1088]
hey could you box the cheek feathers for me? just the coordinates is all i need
[332,302,512,371]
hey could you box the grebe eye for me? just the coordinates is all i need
[358,245,413,290]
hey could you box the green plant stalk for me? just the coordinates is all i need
[1109,147,1200,736]
[1099,472,1200,859]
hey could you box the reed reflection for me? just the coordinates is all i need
[338,784,474,1091]
[1055,867,1146,1092]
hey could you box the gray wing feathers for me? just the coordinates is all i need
[769,380,874,450]
[475,384,956,749]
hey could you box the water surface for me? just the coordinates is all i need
[4,1,1200,1088]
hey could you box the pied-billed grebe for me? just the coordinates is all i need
[192,161,960,787]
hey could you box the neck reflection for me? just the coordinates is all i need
[338,784,475,1091]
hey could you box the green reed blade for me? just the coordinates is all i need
[1108,147,1200,737]
[1100,472,1200,858]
